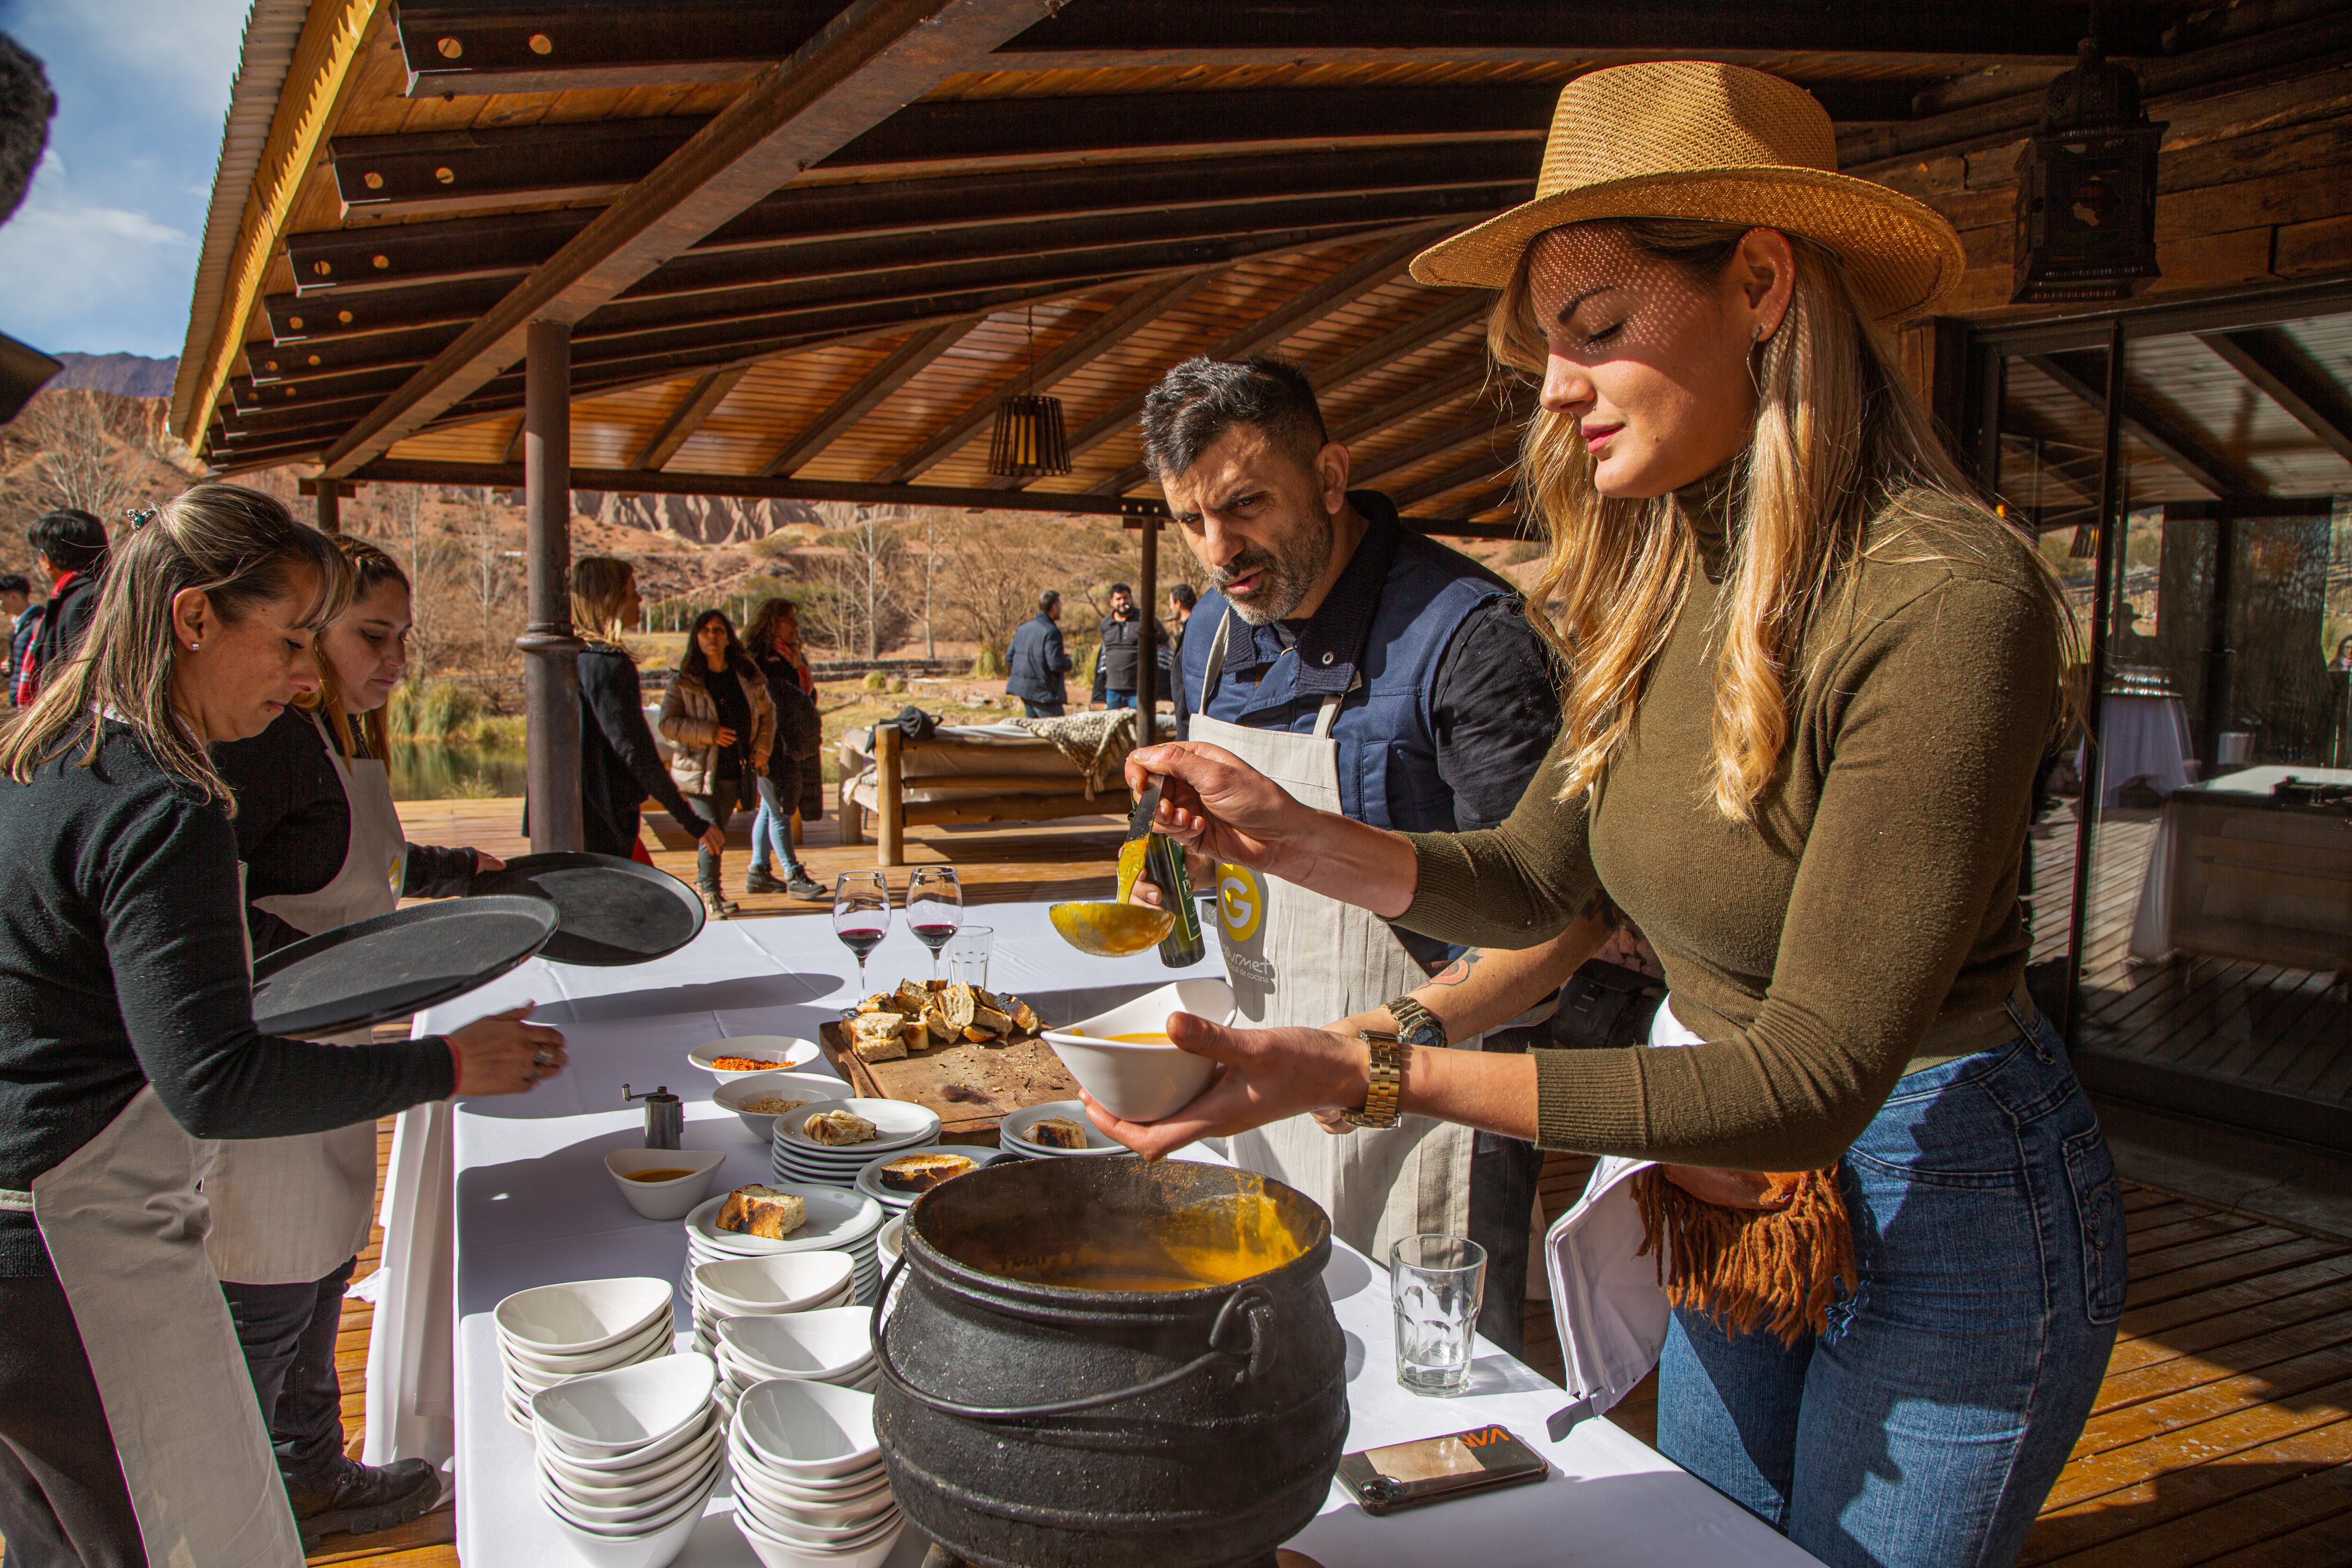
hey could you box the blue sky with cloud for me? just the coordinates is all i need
[0,0,250,359]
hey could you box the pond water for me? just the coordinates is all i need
[389,744,530,801]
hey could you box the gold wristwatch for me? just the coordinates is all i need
[1343,1029,1407,1129]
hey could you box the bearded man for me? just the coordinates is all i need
[1143,355,1562,1348]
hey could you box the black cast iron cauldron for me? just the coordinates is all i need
[872,1157,1349,1568]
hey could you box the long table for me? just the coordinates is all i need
[409,903,1818,1567]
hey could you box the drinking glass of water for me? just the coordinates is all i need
[943,925,993,990]
[906,866,963,981]
[1391,1233,1486,1397]
[832,870,891,991]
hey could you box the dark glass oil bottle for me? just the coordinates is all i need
[1144,832,1206,967]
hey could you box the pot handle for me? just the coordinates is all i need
[870,1247,1278,1422]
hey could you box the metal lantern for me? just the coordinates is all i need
[2011,37,2167,304]
[986,392,1071,478]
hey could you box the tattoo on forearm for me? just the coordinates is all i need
[1429,950,1484,988]
[1580,889,1621,932]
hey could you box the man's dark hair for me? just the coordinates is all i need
[0,572,26,597]
[1140,356,1329,483]
[1109,582,1132,597]
[1169,583,1197,611]
[1036,589,1060,613]
[27,509,107,574]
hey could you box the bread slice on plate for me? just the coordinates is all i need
[716,1184,808,1239]
[877,1151,976,1193]
[1027,1116,1090,1150]
[804,1108,879,1146]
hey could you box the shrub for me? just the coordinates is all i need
[970,643,1006,678]
[862,670,890,691]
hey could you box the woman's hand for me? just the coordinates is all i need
[699,825,728,856]
[470,848,506,875]
[447,1004,567,1096]
[1080,1011,1367,1159]
[713,725,739,748]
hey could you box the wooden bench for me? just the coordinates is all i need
[838,722,1133,866]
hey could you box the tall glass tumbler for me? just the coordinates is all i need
[944,925,993,990]
[1391,1233,1487,1397]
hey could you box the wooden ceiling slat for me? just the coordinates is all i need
[2026,352,2268,499]
[632,366,749,470]
[759,320,978,476]
[2194,328,2352,464]
[319,0,1062,476]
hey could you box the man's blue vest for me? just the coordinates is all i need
[1180,503,1512,834]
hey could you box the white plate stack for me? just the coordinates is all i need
[728,1380,904,1568]
[531,1353,723,1568]
[770,1099,942,1188]
[851,1146,1002,1212]
[686,1186,888,1308]
[998,1100,1130,1159]
[713,1309,879,1420]
[687,1252,856,1356]
[495,1278,676,1433]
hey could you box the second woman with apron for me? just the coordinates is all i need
[209,538,508,1545]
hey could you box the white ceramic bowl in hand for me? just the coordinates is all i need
[1040,978,1233,1122]
[690,1035,822,1082]
[713,1071,850,1143]
[604,1147,726,1220]
[497,1277,674,1357]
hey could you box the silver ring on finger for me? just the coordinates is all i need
[533,1048,553,1067]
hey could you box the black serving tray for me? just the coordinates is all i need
[252,896,558,1038]
[468,851,706,967]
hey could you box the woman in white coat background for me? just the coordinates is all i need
[208,537,508,1545]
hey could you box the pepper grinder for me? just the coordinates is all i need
[623,1084,683,1149]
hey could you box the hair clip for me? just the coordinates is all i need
[125,507,159,530]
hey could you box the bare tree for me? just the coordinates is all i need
[8,390,168,518]
[805,506,907,659]
[468,486,509,669]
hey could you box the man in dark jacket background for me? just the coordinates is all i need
[1005,590,1072,717]
[15,508,105,703]
[1092,583,1142,710]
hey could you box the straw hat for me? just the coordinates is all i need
[1410,62,1965,325]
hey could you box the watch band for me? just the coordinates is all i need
[1385,994,1448,1051]
[1343,1029,1406,1129]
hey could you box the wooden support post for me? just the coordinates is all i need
[316,484,341,534]
[1135,511,1158,744]
[517,319,583,852]
[874,721,903,868]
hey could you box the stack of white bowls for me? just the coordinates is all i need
[531,1353,723,1568]
[998,1100,1129,1159]
[495,1278,676,1432]
[771,1099,941,1187]
[713,1308,878,1418]
[728,1380,903,1568]
[685,1185,888,1306]
[686,1252,856,1355]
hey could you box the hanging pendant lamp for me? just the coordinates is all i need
[2010,8,2165,304]
[986,306,1071,478]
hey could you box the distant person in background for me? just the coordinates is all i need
[569,557,725,868]
[1168,581,1196,637]
[1164,582,1197,733]
[0,572,28,707]
[1006,589,1071,717]
[0,572,27,637]
[15,508,107,703]
[2333,634,2352,673]
[661,609,775,921]
[743,597,825,901]
[1093,582,1143,710]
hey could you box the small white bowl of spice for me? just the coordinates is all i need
[604,1147,726,1221]
[713,1070,851,1143]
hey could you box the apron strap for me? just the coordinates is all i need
[0,1187,32,1212]
[1311,692,1343,741]
[1201,607,1236,700]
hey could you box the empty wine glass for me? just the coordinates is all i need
[833,870,891,991]
[906,866,964,981]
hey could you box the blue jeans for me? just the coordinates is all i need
[1102,689,1135,710]
[1021,700,1064,718]
[747,775,803,876]
[1657,999,2121,1568]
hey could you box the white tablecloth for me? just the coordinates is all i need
[2128,765,2352,966]
[400,904,1814,1567]
[2092,694,2194,805]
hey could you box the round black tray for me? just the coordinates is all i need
[251,896,559,1038]
[468,851,706,967]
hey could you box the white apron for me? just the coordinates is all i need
[1190,610,1477,1260]
[1540,1000,1703,1421]
[205,711,408,1285]
[18,1086,305,1568]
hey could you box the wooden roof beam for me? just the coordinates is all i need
[2195,328,2352,467]
[318,0,1063,478]
[1387,450,1515,510]
[2026,352,2268,499]
[1348,401,1528,488]
[759,319,977,476]
[1005,226,1447,493]
[633,367,749,470]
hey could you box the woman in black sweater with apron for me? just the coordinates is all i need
[0,485,565,1568]
[209,538,508,1544]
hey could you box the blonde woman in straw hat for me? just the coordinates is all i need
[1096,62,2112,1566]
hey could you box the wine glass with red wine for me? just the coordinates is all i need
[906,866,964,981]
[833,870,891,991]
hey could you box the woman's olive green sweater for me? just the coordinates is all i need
[1399,479,2063,1170]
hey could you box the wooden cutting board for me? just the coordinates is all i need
[817,1020,1080,1144]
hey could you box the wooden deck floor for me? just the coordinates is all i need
[10,802,2340,1567]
